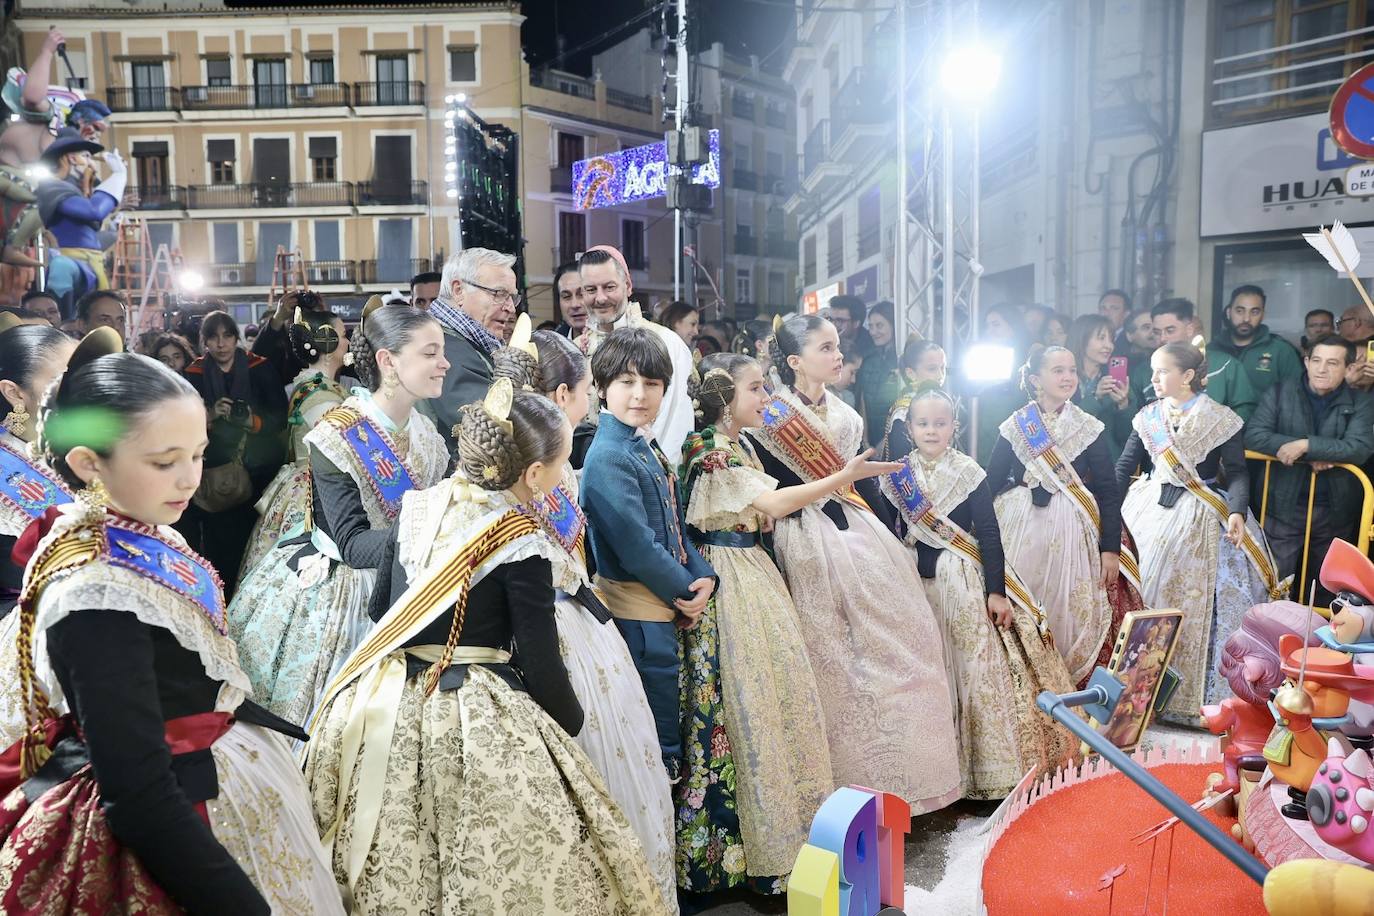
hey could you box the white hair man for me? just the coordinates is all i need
[578,244,694,463]
[422,247,520,454]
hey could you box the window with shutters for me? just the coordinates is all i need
[207,139,235,185]
[558,211,586,265]
[309,57,335,85]
[206,57,231,87]
[449,46,477,83]
[308,136,337,182]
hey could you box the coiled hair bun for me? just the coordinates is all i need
[456,389,569,491]
[688,353,755,430]
[288,308,342,366]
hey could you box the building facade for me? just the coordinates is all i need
[785,0,1374,343]
[596,29,800,320]
[14,0,519,323]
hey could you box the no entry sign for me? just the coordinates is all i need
[1330,61,1374,159]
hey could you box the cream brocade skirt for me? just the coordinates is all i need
[994,487,1111,685]
[209,722,345,914]
[303,664,670,916]
[922,550,1077,798]
[555,595,678,913]
[772,502,962,811]
[700,540,834,878]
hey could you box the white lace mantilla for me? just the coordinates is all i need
[304,396,448,528]
[747,387,863,486]
[22,511,251,712]
[998,401,1104,490]
[1133,395,1243,478]
[396,475,587,595]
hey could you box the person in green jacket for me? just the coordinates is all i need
[1068,313,1135,459]
[1211,284,1304,397]
[1151,297,1258,421]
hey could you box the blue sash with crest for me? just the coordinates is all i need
[0,441,70,519]
[337,412,415,517]
[105,521,227,635]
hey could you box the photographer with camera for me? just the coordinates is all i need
[251,289,325,384]
[181,310,288,594]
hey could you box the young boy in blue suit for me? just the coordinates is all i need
[580,327,715,780]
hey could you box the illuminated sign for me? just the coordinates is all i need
[571,129,720,210]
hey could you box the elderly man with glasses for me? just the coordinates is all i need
[422,247,521,455]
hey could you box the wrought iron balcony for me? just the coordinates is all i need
[355,180,428,206]
[351,81,425,107]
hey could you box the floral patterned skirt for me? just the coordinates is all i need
[304,664,670,915]
[239,462,311,580]
[228,538,375,727]
[0,723,343,915]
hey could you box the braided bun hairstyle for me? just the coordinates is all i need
[689,353,755,430]
[1158,341,1207,392]
[769,313,830,387]
[349,304,436,392]
[288,308,343,366]
[456,391,569,491]
[1018,343,1072,400]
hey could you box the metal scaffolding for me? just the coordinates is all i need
[894,0,983,355]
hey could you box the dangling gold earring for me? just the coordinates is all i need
[3,405,30,437]
[77,476,110,523]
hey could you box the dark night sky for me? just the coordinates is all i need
[225,0,792,74]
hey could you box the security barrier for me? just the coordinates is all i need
[1247,449,1374,599]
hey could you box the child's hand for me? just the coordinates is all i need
[674,577,714,617]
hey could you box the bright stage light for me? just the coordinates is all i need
[962,342,1016,382]
[177,269,205,293]
[940,43,1002,104]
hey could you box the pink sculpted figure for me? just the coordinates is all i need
[1202,600,1324,792]
[1307,739,1374,864]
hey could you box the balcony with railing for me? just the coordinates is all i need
[352,81,425,107]
[732,168,758,191]
[803,120,829,177]
[734,230,757,256]
[550,166,573,194]
[530,67,596,100]
[206,263,256,287]
[134,185,187,210]
[607,87,652,113]
[830,67,890,159]
[360,258,431,284]
[178,82,352,110]
[1209,17,1374,127]
[356,180,428,206]
[183,182,355,209]
[106,86,179,113]
[305,261,358,285]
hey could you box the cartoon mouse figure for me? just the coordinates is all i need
[1307,738,1374,865]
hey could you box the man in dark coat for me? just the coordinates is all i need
[421,247,517,454]
[1245,335,1374,602]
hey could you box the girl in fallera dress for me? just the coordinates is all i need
[304,381,667,915]
[0,331,342,914]
[744,314,962,811]
[491,318,678,913]
[0,323,74,612]
[986,346,1144,686]
[881,339,947,461]
[1115,342,1283,721]
[239,306,348,578]
[228,303,450,725]
[880,386,1076,798]
[678,353,879,893]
